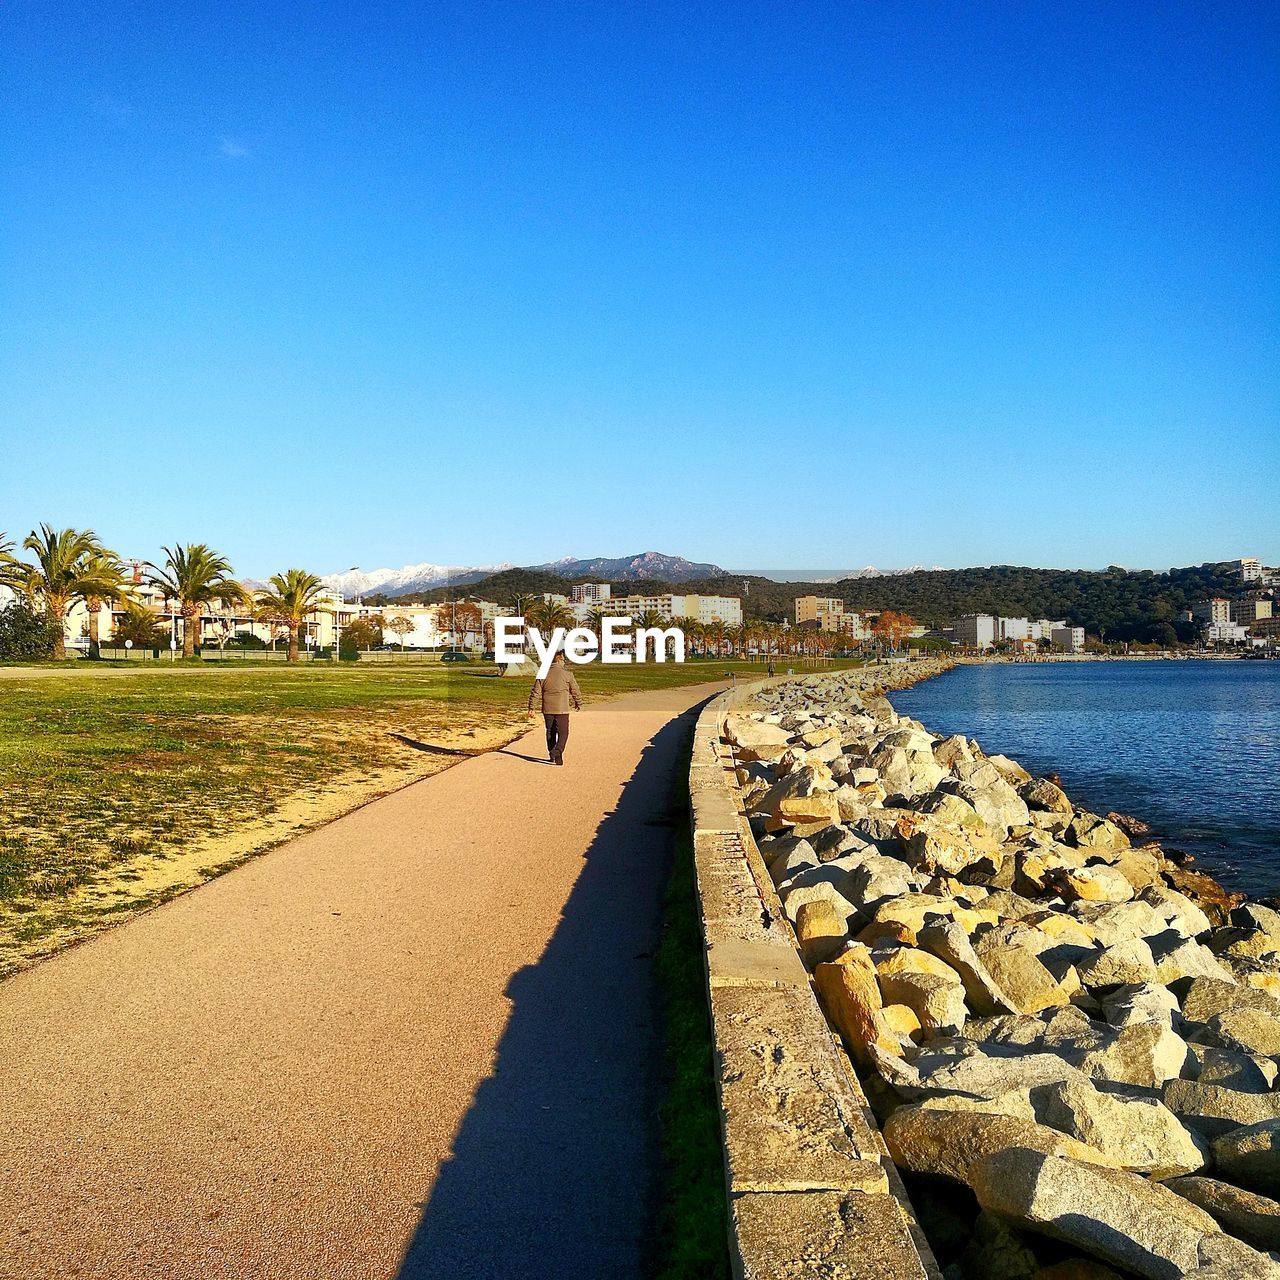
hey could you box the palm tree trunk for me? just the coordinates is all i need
[182,604,198,658]
[288,623,300,663]
[87,600,101,660]
[50,599,68,660]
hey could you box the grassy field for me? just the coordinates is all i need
[0,656,826,974]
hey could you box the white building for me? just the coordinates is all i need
[1237,558,1264,583]
[997,617,1030,642]
[604,593,742,625]
[1205,620,1249,645]
[571,582,612,604]
[1051,626,1086,654]
[953,615,996,649]
[359,603,446,649]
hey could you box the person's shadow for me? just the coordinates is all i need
[394,704,708,1280]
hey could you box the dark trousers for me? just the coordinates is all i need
[544,713,569,760]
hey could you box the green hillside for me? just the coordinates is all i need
[370,562,1248,643]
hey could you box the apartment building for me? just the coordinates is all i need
[1192,598,1232,625]
[1232,595,1274,627]
[1050,626,1086,654]
[571,582,612,604]
[953,614,996,649]
[794,596,844,625]
[794,595,874,638]
[604,593,742,625]
[1237,558,1264,583]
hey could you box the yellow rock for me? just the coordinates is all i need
[880,1002,923,1041]
[794,900,848,967]
[814,947,902,1065]
[875,947,963,984]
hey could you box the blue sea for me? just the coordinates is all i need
[890,660,1280,899]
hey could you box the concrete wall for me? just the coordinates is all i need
[688,676,939,1279]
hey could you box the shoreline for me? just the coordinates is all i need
[726,666,1280,1275]
[889,655,1278,905]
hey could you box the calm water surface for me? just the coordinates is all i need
[890,660,1280,898]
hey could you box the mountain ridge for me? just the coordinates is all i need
[323,552,947,597]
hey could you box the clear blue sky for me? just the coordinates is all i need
[2,1,1276,577]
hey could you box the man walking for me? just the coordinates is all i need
[527,651,583,765]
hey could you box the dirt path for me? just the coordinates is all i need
[0,680,724,1280]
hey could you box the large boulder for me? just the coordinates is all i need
[1167,1176,1280,1252]
[1052,865,1135,905]
[1163,1079,1280,1139]
[897,813,1002,878]
[971,1148,1280,1280]
[1036,1076,1208,1177]
[1067,812,1132,852]
[975,941,1072,1015]
[938,776,1030,832]
[725,715,792,760]
[1151,935,1235,985]
[1143,884,1212,938]
[1020,776,1074,815]
[812,945,902,1066]
[914,1050,1084,1101]
[883,1105,1111,1185]
[878,970,967,1038]
[1100,982,1180,1030]
[1208,1007,1280,1058]
[755,765,839,829]
[793,899,848,966]
[1182,977,1280,1024]
[1212,1118,1280,1197]
[917,919,1016,1016]
[1078,1022,1189,1089]
[1076,938,1159,988]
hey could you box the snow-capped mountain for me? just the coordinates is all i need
[530,551,727,582]
[321,550,728,597]
[842,565,945,579]
[321,561,514,598]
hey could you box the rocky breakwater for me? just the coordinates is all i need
[726,667,1280,1280]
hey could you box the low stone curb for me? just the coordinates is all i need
[689,675,940,1280]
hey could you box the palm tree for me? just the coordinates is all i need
[585,606,610,640]
[147,544,240,658]
[113,599,167,650]
[682,619,706,657]
[526,599,575,633]
[255,569,330,662]
[17,524,121,660]
[81,551,130,659]
[0,533,16,589]
[704,620,725,658]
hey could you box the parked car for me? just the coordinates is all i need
[441,650,470,663]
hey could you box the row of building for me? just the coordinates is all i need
[45,574,745,653]
[952,615,1086,653]
[1186,593,1276,645]
[790,595,1085,653]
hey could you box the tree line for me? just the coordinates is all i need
[378,561,1249,644]
[0,525,331,662]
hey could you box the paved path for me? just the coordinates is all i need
[0,680,723,1280]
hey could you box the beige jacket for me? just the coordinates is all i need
[529,664,583,714]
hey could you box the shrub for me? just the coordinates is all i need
[0,602,59,661]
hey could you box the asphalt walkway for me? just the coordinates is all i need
[0,680,722,1280]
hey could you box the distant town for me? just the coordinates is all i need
[5,555,1269,665]
[2,532,1276,661]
